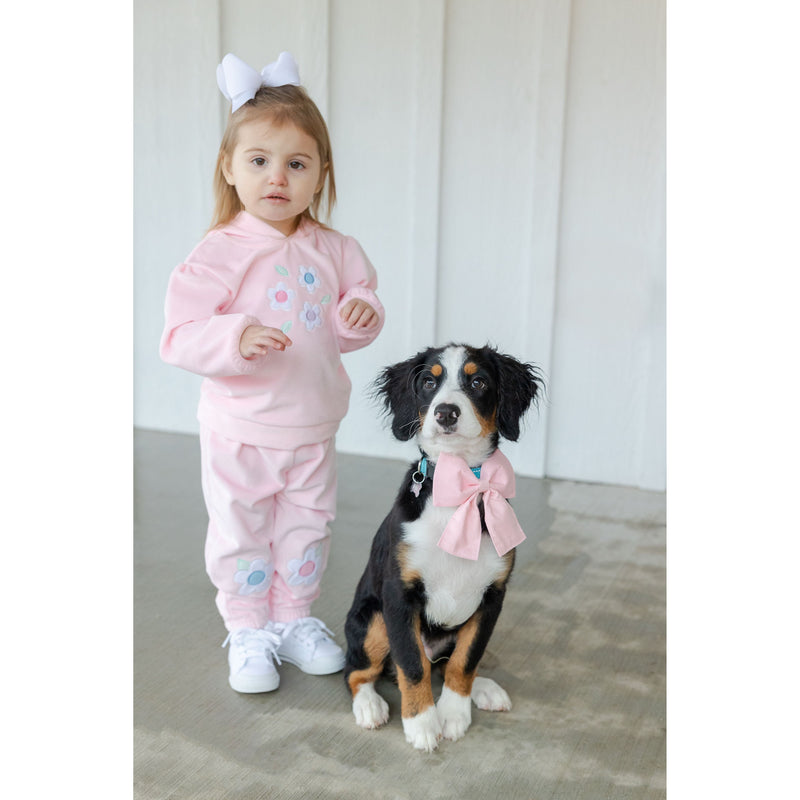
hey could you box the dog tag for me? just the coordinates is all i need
[410,470,424,497]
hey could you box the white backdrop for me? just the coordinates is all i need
[134,0,665,490]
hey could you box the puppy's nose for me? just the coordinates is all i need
[434,403,460,429]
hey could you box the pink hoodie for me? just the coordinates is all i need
[160,212,385,449]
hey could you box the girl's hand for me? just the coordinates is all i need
[340,298,379,330]
[239,325,293,359]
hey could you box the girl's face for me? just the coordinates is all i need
[223,116,324,236]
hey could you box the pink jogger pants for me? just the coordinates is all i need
[200,426,337,631]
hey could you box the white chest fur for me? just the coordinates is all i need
[402,503,508,629]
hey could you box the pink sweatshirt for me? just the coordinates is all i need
[160,211,385,449]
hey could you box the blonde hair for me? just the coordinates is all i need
[210,84,336,230]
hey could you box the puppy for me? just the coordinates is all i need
[344,343,543,752]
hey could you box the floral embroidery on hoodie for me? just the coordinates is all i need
[268,281,295,311]
[298,266,321,293]
[300,301,323,332]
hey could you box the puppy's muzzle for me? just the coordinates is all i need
[434,403,460,432]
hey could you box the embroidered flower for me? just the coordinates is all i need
[268,281,295,311]
[233,558,272,596]
[286,546,323,587]
[298,265,321,293]
[300,301,323,332]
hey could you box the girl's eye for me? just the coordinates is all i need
[289,160,305,170]
[252,157,266,167]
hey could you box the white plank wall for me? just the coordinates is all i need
[134,0,666,489]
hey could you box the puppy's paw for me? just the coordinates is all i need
[470,676,512,711]
[437,686,472,741]
[352,683,390,729]
[402,706,442,752]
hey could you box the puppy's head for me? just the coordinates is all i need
[374,344,544,464]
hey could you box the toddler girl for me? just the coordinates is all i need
[160,52,384,693]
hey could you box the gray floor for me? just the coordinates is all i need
[134,429,666,800]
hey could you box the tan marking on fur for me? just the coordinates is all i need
[431,363,443,377]
[396,618,434,718]
[464,361,478,375]
[347,613,390,696]
[479,409,498,437]
[443,613,481,697]
[397,542,422,587]
[495,550,515,584]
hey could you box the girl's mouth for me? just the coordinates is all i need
[265,193,289,202]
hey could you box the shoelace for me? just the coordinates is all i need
[278,617,335,648]
[222,627,283,665]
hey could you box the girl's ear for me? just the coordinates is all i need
[316,163,328,193]
[221,155,235,186]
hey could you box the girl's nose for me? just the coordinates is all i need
[268,167,288,185]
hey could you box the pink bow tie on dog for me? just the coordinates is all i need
[432,450,526,560]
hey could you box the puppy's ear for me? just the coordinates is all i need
[373,351,430,441]
[490,350,545,442]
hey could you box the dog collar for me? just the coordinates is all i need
[410,456,481,497]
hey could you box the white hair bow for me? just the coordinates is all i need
[216,52,301,113]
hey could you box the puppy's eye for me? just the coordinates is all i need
[422,377,437,391]
[471,377,487,391]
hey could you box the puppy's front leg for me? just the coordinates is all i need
[437,615,479,742]
[397,663,441,753]
[438,584,507,741]
[384,582,441,752]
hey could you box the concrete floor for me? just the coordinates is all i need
[134,429,666,800]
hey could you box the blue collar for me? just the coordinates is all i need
[410,455,481,497]
[417,456,481,480]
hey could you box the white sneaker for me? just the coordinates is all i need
[223,627,282,693]
[267,617,345,675]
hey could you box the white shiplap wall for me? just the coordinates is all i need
[134,0,666,490]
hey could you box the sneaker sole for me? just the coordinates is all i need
[229,672,280,693]
[277,652,345,676]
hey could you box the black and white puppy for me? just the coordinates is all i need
[344,343,543,752]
